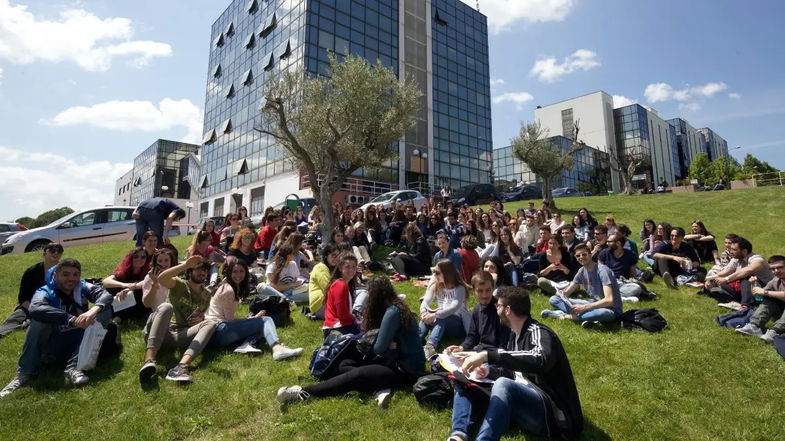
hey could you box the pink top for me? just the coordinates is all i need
[205,282,238,322]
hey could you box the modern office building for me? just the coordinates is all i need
[613,104,677,188]
[113,139,200,217]
[667,117,707,180]
[493,136,611,194]
[198,0,491,216]
[697,127,729,163]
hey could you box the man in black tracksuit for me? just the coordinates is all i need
[449,286,583,441]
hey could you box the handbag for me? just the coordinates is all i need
[76,322,107,371]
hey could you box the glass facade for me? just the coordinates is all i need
[614,104,677,188]
[200,0,491,204]
[493,136,610,193]
[697,127,728,163]
[667,117,706,180]
[126,139,200,205]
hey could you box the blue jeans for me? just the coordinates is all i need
[451,377,548,441]
[259,283,309,305]
[135,206,164,247]
[549,296,617,323]
[210,317,279,348]
[351,288,369,315]
[419,314,465,347]
[642,254,655,267]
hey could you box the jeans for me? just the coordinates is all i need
[210,316,279,348]
[352,288,369,315]
[259,283,309,305]
[708,280,754,306]
[135,206,165,247]
[419,314,465,347]
[451,377,548,441]
[323,322,361,338]
[0,307,29,338]
[642,254,655,267]
[549,296,617,323]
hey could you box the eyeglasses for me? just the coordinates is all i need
[231,217,239,221]
[241,236,253,241]
[47,247,64,254]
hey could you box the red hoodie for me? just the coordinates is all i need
[254,226,277,251]
[323,279,356,329]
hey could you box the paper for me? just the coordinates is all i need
[112,292,137,312]
[438,353,494,384]
[76,322,107,371]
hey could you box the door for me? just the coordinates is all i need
[101,208,135,243]
[56,210,105,247]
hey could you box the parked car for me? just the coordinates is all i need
[551,187,582,198]
[501,185,542,202]
[0,222,27,244]
[2,206,137,255]
[360,190,428,211]
[451,183,501,207]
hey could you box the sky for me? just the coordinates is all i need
[1,0,784,221]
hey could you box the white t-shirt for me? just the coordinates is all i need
[266,260,300,285]
[141,274,169,309]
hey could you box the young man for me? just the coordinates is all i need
[254,213,281,259]
[535,226,551,253]
[446,271,510,354]
[598,234,645,301]
[736,255,785,342]
[560,225,580,255]
[587,225,609,262]
[139,256,217,384]
[444,211,466,251]
[616,224,639,255]
[449,286,583,441]
[704,237,773,308]
[0,243,63,338]
[514,215,538,254]
[542,244,623,326]
[434,232,463,275]
[1,259,113,397]
[132,197,186,247]
[524,202,538,218]
[651,227,700,289]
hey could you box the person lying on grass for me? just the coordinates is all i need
[540,244,623,328]
[277,276,425,409]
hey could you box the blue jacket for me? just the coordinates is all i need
[30,271,113,326]
[434,247,462,274]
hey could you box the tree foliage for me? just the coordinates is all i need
[609,147,651,195]
[741,153,778,176]
[688,153,713,185]
[31,207,74,228]
[257,54,421,234]
[510,121,584,208]
[14,217,35,229]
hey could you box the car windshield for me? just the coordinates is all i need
[46,211,80,227]
[453,186,472,197]
[370,192,398,203]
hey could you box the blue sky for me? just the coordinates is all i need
[1,0,783,221]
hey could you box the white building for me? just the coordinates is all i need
[114,169,134,206]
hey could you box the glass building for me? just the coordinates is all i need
[614,104,677,188]
[697,127,728,163]
[199,0,491,216]
[667,117,707,180]
[117,139,200,206]
[493,136,611,194]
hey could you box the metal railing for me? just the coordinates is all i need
[752,171,785,187]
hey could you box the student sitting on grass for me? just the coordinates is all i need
[308,242,341,320]
[684,220,719,264]
[434,231,463,275]
[651,227,701,289]
[141,247,178,310]
[322,254,361,337]
[704,237,773,308]
[138,256,217,384]
[515,215,538,254]
[420,259,471,359]
[458,235,481,285]
[541,244,623,327]
[277,276,425,409]
[259,244,309,305]
[448,286,583,441]
[707,234,739,278]
[1,259,114,397]
[205,260,302,359]
[254,213,281,259]
[598,234,645,302]
[0,243,62,339]
[141,231,159,262]
[185,231,225,285]
[536,235,577,295]
[481,256,514,289]
[391,223,432,279]
[102,247,151,322]
[587,225,609,262]
[736,255,785,342]
[227,228,259,267]
[445,271,510,355]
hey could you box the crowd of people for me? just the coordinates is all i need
[0,195,783,441]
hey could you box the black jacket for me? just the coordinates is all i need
[18,262,46,305]
[487,318,583,440]
[460,299,510,352]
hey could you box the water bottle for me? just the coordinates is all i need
[753,280,764,302]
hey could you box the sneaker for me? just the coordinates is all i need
[165,364,193,383]
[718,301,743,311]
[581,320,601,329]
[373,388,392,409]
[662,272,677,289]
[641,269,654,282]
[397,294,408,301]
[0,374,31,398]
[423,343,437,360]
[64,368,89,387]
[622,296,640,303]
[541,309,566,319]
[234,340,263,354]
[139,360,158,383]
[272,345,304,361]
[276,385,310,404]
[760,329,778,344]
[735,323,764,337]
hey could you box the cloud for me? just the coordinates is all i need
[678,102,701,112]
[45,98,204,144]
[612,95,637,108]
[728,92,742,99]
[459,0,574,33]
[644,81,728,103]
[0,0,172,71]
[492,92,534,110]
[0,145,132,221]
[530,49,600,83]
[490,77,505,87]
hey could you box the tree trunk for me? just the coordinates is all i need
[313,173,339,239]
[541,174,556,209]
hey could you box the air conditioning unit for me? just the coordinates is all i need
[346,194,366,205]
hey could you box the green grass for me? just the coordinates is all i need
[1,187,784,440]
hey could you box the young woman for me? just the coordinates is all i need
[278,276,425,408]
[415,213,429,237]
[237,206,253,229]
[426,214,443,238]
[390,223,432,279]
[307,205,322,224]
[103,247,152,320]
[578,207,598,232]
[572,215,589,243]
[269,225,295,258]
[186,231,225,284]
[308,242,341,319]
[261,244,309,305]
[547,212,566,235]
[345,225,371,269]
[322,254,361,336]
[481,256,513,288]
[685,220,719,263]
[458,235,481,285]
[261,206,275,226]
[142,247,178,310]
[206,260,302,360]
[640,219,656,243]
[220,214,242,251]
[479,221,503,260]
[419,259,470,359]
[227,228,258,267]
[294,205,307,226]
[200,219,221,247]
[465,219,486,250]
[604,215,618,237]
[536,235,576,295]
[497,226,524,286]
[376,210,390,243]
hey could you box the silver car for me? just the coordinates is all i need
[0,222,28,244]
[1,206,137,255]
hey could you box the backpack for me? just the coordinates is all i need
[247,294,291,327]
[413,372,453,409]
[308,333,360,380]
[619,308,668,332]
[715,308,754,328]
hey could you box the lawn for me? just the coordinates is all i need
[0,187,783,441]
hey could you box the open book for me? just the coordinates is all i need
[437,353,494,384]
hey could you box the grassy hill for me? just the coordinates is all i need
[0,187,783,441]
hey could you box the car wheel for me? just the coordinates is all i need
[26,240,52,252]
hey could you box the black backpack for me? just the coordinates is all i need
[413,372,453,409]
[309,333,361,380]
[619,308,668,332]
[247,294,291,327]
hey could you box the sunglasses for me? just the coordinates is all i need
[133,254,147,260]
[241,236,253,241]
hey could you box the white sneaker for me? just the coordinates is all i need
[373,388,392,409]
[234,340,263,354]
[397,294,407,301]
[622,296,640,303]
[1,374,31,398]
[541,309,566,319]
[736,323,763,337]
[276,385,309,403]
[760,329,778,344]
[718,301,743,311]
[272,345,304,361]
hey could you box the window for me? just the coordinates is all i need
[225,84,235,99]
[259,12,277,36]
[107,209,132,223]
[225,21,235,37]
[69,211,98,227]
[247,0,258,14]
[213,64,221,77]
[221,118,233,134]
[263,52,275,70]
[277,39,291,58]
[213,198,225,217]
[561,108,573,137]
[202,128,217,144]
[244,32,256,48]
[232,158,249,175]
[241,69,253,85]
[201,175,209,188]
[250,186,265,215]
[214,33,225,48]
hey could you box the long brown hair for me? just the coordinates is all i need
[403,222,422,248]
[362,276,416,332]
[430,258,466,295]
[150,247,178,277]
[270,243,295,284]
[328,253,358,293]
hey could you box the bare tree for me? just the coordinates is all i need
[510,121,584,208]
[609,147,651,195]
[256,54,421,235]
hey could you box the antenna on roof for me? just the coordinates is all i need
[476,0,480,12]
